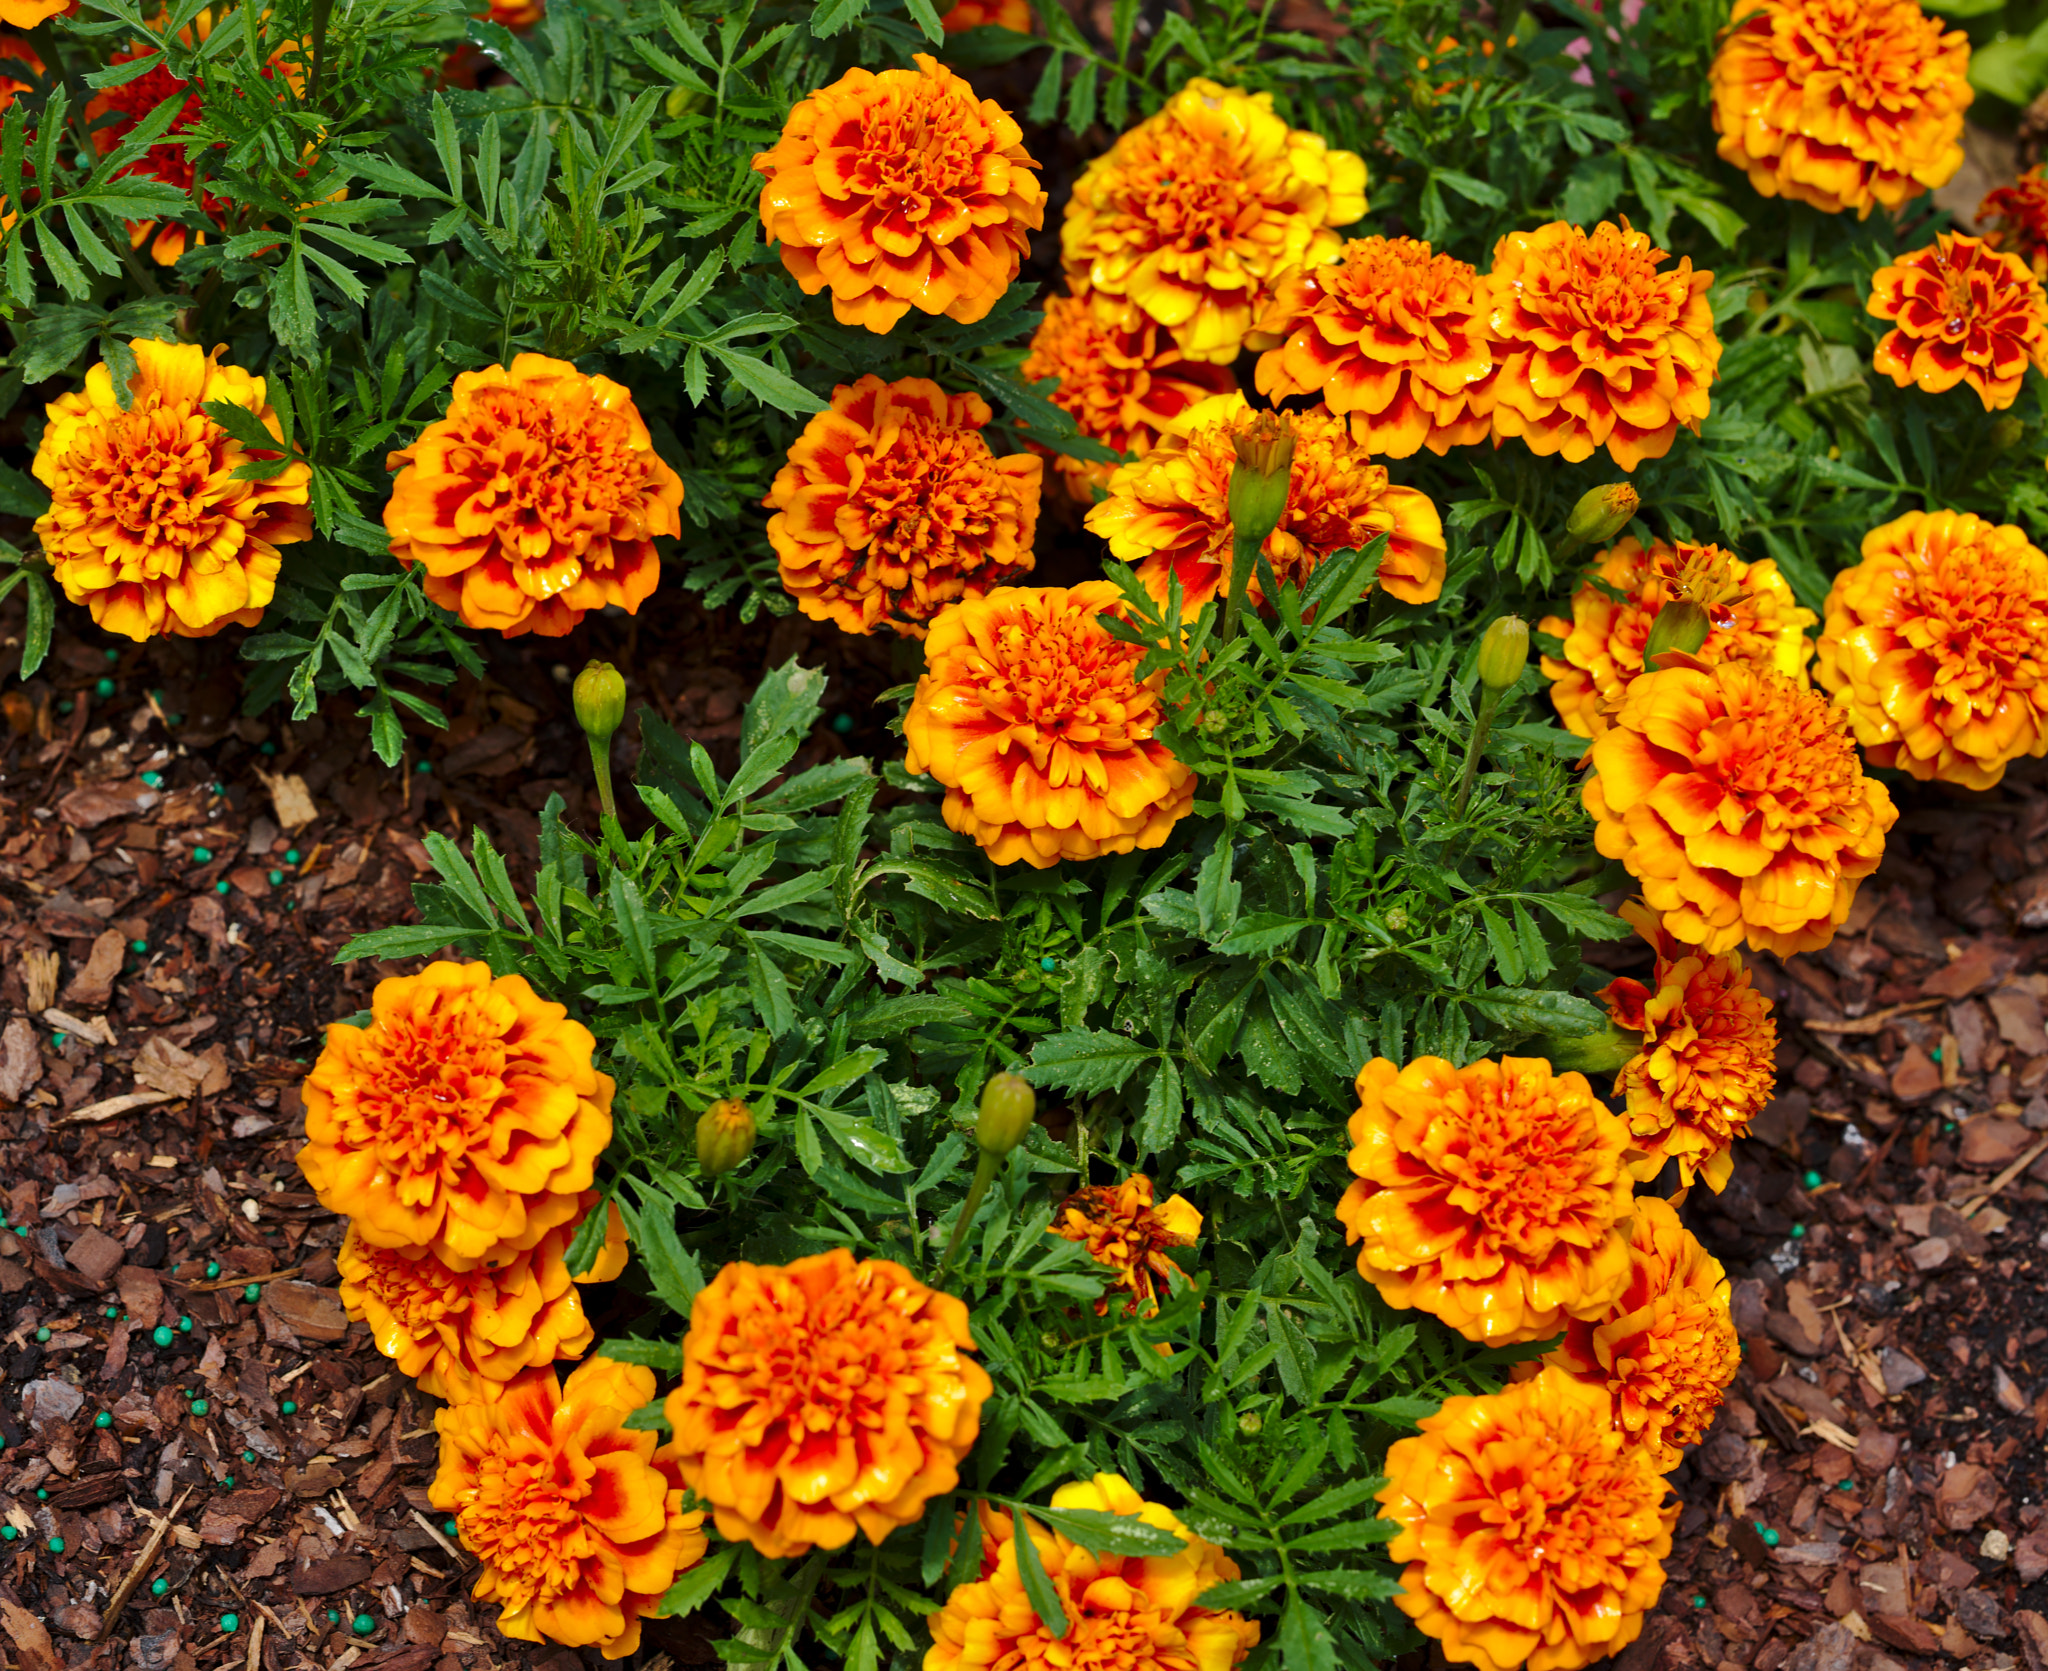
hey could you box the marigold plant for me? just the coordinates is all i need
[1335,1056,1636,1344]
[1050,1175,1201,1319]
[902,581,1196,868]
[763,375,1041,635]
[1378,1366,1675,1671]
[662,1247,991,1559]
[1981,167,2048,279]
[1867,233,2048,413]
[1817,509,2048,789]
[431,1357,707,1659]
[298,960,613,1269]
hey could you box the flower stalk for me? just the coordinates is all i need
[573,661,626,825]
[1454,615,1527,815]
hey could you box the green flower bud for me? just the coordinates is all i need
[696,1099,757,1177]
[573,661,626,744]
[1642,599,1710,670]
[1225,411,1297,552]
[975,1072,1036,1156]
[1991,416,2025,452]
[1544,1020,1643,1075]
[1476,616,1529,693]
[1565,482,1640,547]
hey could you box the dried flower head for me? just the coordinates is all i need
[1867,233,2048,413]
[1051,1176,1202,1319]
[1980,167,2048,279]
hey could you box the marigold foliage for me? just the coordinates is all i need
[1981,167,2048,279]
[1867,233,2048,414]
[1050,1175,1201,1319]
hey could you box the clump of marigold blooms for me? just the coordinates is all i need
[925,1474,1260,1671]
[1050,1176,1201,1319]
[753,54,1042,333]
[1817,508,2048,789]
[1597,903,1778,1193]
[1019,292,1237,502]
[1377,1366,1675,1671]
[1336,1056,1636,1344]
[902,581,1196,868]
[32,339,312,642]
[1487,219,1720,471]
[938,0,1030,27]
[1539,537,1815,739]
[1981,167,2048,279]
[1532,1199,1739,1471]
[1061,78,1367,363]
[1086,394,1446,612]
[431,1358,707,1659]
[1709,0,1969,219]
[1587,661,1897,956]
[662,1247,991,1559]
[1867,233,2048,413]
[763,375,1040,635]
[298,961,613,1270]
[1250,235,1496,458]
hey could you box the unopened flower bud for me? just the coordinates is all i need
[1544,1020,1643,1075]
[1642,599,1710,670]
[1991,416,2025,452]
[696,1099,756,1176]
[976,1072,1036,1156]
[1565,483,1639,548]
[1476,616,1529,693]
[1237,1410,1264,1434]
[1226,411,1297,550]
[573,661,626,743]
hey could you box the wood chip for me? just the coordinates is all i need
[1797,998,1946,1034]
[63,1090,173,1126]
[96,1486,193,1641]
[1960,1134,2048,1217]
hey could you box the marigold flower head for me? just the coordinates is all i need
[1062,79,1367,364]
[939,0,1030,28]
[1251,236,1496,458]
[1336,1056,1636,1345]
[1981,167,2048,280]
[0,0,70,28]
[1587,661,1896,957]
[764,375,1040,636]
[1710,0,1969,219]
[299,961,613,1270]
[1817,508,2048,789]
[925,1473,1259,1671]
[1020,293,1237,502]
[1086,394,1446,613]
[482,0,542,28]
[903,582,1196,868]
[431,1358,707,1659]
[32,340,312,642]
[1538,536,1815,739]
[83,50,212,264]
[1867,233,2048,413]
[1597,901,1777,1193]
[663,1247,991,1559]
[754,54,1042,334]
[1051,1176,1201,1319]
[384,354,682,638]
[1378,1366,1675,1671]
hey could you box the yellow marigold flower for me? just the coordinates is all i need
[1251,236,1496,459]
[764,375,1040,636]
[1981,167,2048,279]
[1818,508,2048,789]
[925,1474,1259,1671]
[299,961,613,1271]
[1538,536,1815,740]
[1597,901,1777,1193]
[1710,0,1969,219]
[1488,220,1719,472]
[903,581,1196,868]
[431,1357,707,1659]
[939,0,1030,27]
[1061,79,1368,364]
[1378,1366,1675,1671]
[31,340,312,642]
[0,0,71,25]
[1086,394,1446,613]
[1050,1176,1201,1319]
[663,1247,991,1559]
[1587,662,1896,957]
[1020,292,1238,503]
[1867,233,2048,413]
[753,54,1043,334]
[1534,1199,1739,1470]
[1336,1056,1635,1345]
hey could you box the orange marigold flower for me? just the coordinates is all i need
[1251,236,1496,459]
[1336,1056,1636,1345]
[1710,0,1968,219]
[925,1474,1260,1671]
[1488,220,1719,472]
[939,0,1030,28]
[0,0,70,27]
[83,48,212,264]
[482,0,542,28]
[1536,1199,1739,1469]
[431,1358,707,1659]
[32,340,311,642]
[764,375,1040,636]
[298,961,613,1270]
[1597,901,1777,1193]
[384,353,683,639]
[1587,661,1897,957]
[0,35,43,116]
[753,54,1042,334]
[1538,536,1815,740]
[1378,1366,1675,1671]
[663,1247,990,1559]
[1061,79,1368,364]
[1980,166,2048,279]
[1050,1176,1201,1319]
[902,581,1196,868]
[1085,394,1447,613]
[1868,233,2048,413]
[1020,292,1237,503]
[1817,508,2048,789]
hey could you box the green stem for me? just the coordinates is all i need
[1453,686,1502,817]
[587,732,617,825]
[941,1149,1001,1276]
[1218,530,1261,644]
[306,0,334,111]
